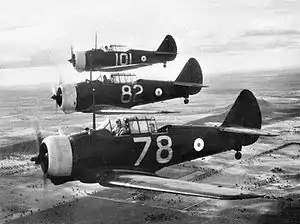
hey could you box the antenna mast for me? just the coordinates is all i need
[92,88,96,129]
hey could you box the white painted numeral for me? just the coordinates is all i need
[156,136,173,164]
[133,84,143,102]
[133,135,173,166]
[121,85,132,103]
[115,53,132,66]
[121,84,143,103]
[134,137,151,166]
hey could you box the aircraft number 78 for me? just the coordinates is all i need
[133,136,173,166]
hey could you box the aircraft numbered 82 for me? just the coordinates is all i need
[51,58,207,114]
[121,84,143,103]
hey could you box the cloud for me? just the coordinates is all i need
[243,29,300,37]
[0,24,33,33]
[184,33,300,55]
[0,49,67,69]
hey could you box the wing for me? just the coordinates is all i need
[97,63,152,72]
[100,171,263,200]
[82,105,177,115]
[173,81,209,88]
[218,126,279,136]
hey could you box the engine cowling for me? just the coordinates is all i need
[74,51,86,72]
[40,136,73,177]
[58,84,77,114]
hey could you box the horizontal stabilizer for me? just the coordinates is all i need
[173,81,208,88]
[100,171,264,200]
[218,126,279,136]
[83,105,178,115]
[154,52,177,55]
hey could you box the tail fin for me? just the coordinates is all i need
[221,89,262,146]
[156,35,177,55]
[175,58,203,95]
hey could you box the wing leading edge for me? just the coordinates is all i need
[99,171,263,200]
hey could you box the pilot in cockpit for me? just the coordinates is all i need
[120,118,129,135]
[149,122,156,133]
[103,75,108,84]
[112,118,129,136]
[112,119,122,136]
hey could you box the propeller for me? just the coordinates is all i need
[68,46,76,67]
[30,120,49,188]
[51,87,62,108]
[50,72,63,108]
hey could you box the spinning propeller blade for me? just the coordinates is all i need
[51,72,63,109]
[68,46,76,67]
[30,120,49,188]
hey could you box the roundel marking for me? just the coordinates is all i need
[155,88,163,97]
[141,55,147,62]
[194,138,204,152]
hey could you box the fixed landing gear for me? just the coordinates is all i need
[184,98,189,104]
[163,63,166,68]
[234,144,242,160]
[235,151,242,160]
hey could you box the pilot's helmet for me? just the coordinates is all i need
[115,119,121,125]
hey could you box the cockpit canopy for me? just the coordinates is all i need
[102,117,157,135]
[100,45,129,52]
[95,73,137,84]
[110,73,137,84]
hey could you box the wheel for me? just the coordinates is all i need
[235,151,242,160]
[184,98,189,104]
[163,63,166,68]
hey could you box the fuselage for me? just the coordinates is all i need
[61,125,236,184]
[75,49,176,72]
[75,80,199,111]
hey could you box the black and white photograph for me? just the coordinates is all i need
[0,0,300,223]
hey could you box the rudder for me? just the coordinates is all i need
[156,35,177,54]
[221,89,262,146]
[175,58,203,95]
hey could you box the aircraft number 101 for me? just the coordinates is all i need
[133,136,173,166]
[115,53,132,66]
[121,85,143,103]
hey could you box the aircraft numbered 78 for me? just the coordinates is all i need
[32,89,277,200]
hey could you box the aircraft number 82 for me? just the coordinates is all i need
[121,85,143,103]
[133,136,172,166]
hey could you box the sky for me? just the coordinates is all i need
[0,0,299,86]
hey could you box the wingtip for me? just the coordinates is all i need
[159,110,180,114]
[220,192,265,200]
